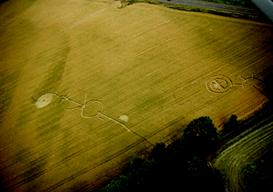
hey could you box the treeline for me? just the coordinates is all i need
[98,117,225,192]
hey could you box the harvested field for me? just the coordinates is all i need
[0,0,273,191]
[214,115,273,192]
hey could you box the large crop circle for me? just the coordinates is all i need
[206,75,233,93]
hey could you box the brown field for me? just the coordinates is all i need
[1,0,273,191]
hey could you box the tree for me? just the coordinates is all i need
[183,116,218,155]
[223,114,238,134]
[100,175,129,192]
[149,142,166,162]
[185,155,225,192]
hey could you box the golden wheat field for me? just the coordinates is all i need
[1,0,273,191]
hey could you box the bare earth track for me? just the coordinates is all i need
[0,0,273,191]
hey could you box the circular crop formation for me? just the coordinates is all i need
[35,93,55,108]
[206,75,233,93]
[119,115,129,123]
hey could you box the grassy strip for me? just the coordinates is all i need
[123,0,263,21]
[199,0,254,7]
[167,4,256,19]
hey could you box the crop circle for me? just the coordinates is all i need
[206,75,233,93]
[35,93,55,108]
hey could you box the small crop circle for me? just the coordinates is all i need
[35,93,55,108]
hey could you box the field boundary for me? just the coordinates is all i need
[121,0,271,22]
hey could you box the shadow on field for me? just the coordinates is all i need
[261,65,273,100]
[0,174,7,192]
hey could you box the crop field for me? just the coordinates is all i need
[0,0,273,191]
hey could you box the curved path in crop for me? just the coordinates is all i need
[214,115,273,192]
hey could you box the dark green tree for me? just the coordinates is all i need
[183,116,218,155]
[149,143,166,161]
[223,114,238,134]
[100,175,129,192]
